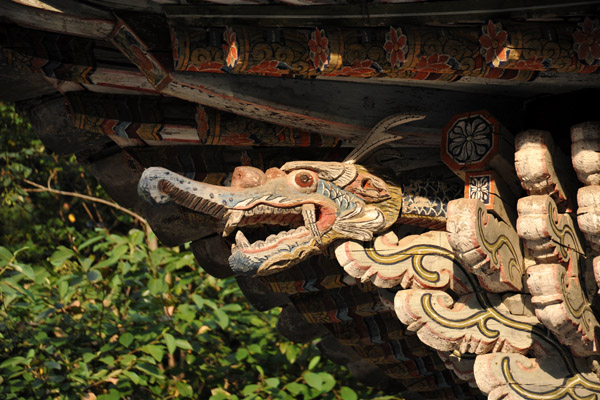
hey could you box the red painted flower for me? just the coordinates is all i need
[414,54,455,73]
[515,56,549,71]
[325,60,380,77]
[479,20,510,67]
[383,26,408,68]
[222,27,239,69]
[308,28,329,72]
[573,17,600,65]
[247,60,291,77]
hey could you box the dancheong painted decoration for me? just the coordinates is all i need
[3,0,600,398]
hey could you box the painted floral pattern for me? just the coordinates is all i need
[479,20,510,67]
[247,60,292,77]
[573,17,600,65]
[414,54,457,73]
[447,116,493,164]
[189,62,225,73]
[469,175,491,205]
[383,26,408,68]
[325,60,381,77]
[516,56,550,70]
[308,29,329,72]
[222,27,239,69]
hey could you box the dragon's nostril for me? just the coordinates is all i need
[231,166,267,188]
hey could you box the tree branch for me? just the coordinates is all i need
[22,178,158,250]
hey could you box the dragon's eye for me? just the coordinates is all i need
[295,173,314,188]
[289,170,318,192]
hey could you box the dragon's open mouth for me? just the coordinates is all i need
[223,201,337,274]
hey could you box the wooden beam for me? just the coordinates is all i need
[164,0,600,27]
[3,0,114,39]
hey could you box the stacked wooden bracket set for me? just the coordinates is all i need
[4,0,600,398]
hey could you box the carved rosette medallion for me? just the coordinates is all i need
[467,173,491,205]
[441,110,500,172]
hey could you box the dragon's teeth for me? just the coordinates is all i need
[223,210,244,237]
[235,230,250,249]
[302,204,321,245]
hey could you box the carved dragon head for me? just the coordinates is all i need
[138,161,402,275]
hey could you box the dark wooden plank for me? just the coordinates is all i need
[164,0,600,27]
[2,0,115,39]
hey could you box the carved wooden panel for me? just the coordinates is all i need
[335,230,472,294]
[515,129,577,212]
[474,353,600,400]
[394,289,539,355]
[447,198,524,292]
[517,182,599,356]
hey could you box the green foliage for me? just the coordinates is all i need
[1,228,394,399]
[0,102,397,399]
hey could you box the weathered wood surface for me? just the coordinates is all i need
[515,129,577,212]
[446,198,524,292]
[572,122,600,253]
[164,0,600,27]
[474,352,600,400]
[4,0,114,39]
[394,289,539,354]
[518,194,599,356]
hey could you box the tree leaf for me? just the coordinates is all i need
[148,277,166,296]
[164,332,176,355]
[176,381,193,397]
[134,363,164,380]
[0,356,26,369]
[304,372,322,391]
[49,246,75,267]
[142,344,164,362]
[214,309,229,329]
[285,382,306,396]
[319,372,335,393]
[175,339,192,350]
[264,377,280,388]
[119,333,134,348]
[87,270,102,282]
[13,263,35,280]
[340,387,358,400]
[0,246,13,267]
[308,355,320,370]
[121,370,140,384]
